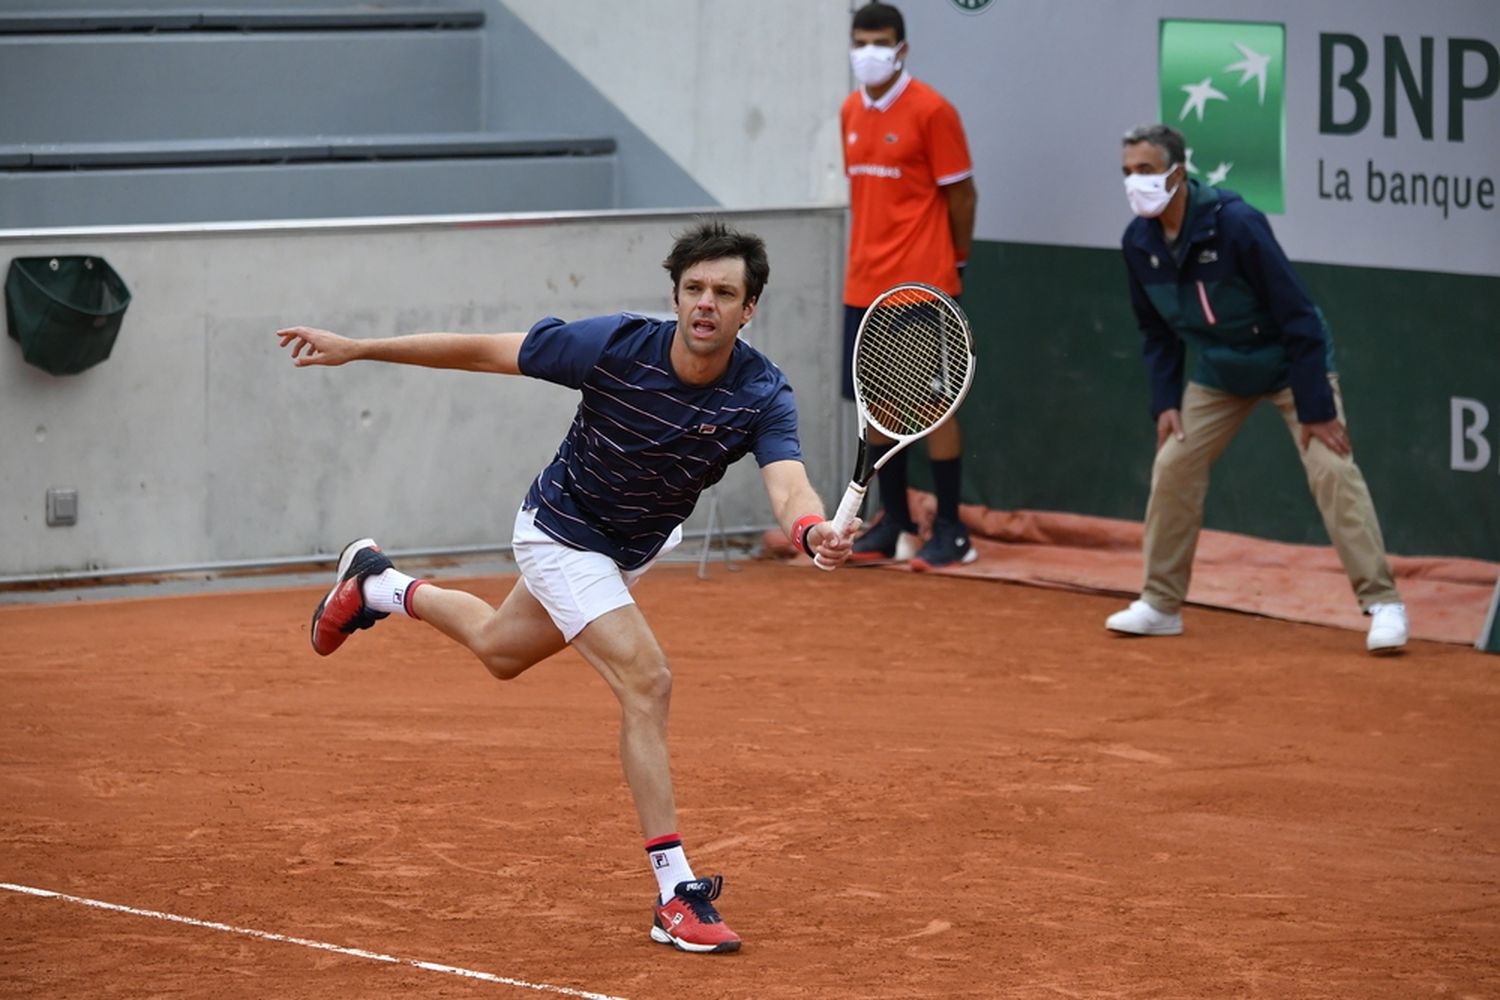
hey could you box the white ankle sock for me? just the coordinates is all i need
[361,568,421,617]
[645,835,696,904]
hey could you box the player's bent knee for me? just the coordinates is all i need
[617,657,673,708]
[478,650,535,681]
[633,662,674,701]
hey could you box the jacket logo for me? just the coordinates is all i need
[1149,254,1160,269]
[1197,249,1218,264]
[697,424,718,435]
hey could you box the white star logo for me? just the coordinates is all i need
[1178,77,1228,122]
[1223,42,1272,104]
[1184,147,1199,175]
[1206,161,1234,185]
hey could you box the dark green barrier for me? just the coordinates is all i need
[5,256,132,375]
[946,240,1498,561]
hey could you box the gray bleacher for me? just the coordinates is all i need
[0,1,624,227]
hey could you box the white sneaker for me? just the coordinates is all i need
[1105,599,1183,636]
[1366,602,1409,653]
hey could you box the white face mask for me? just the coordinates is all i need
[1123,163,1181,218]
[850,44,902,88]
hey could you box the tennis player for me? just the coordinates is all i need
[276,220,856,953]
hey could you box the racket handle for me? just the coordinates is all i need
[814,481,866,572]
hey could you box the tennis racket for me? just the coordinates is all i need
[816,282,977,571]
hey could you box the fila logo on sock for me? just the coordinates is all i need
[393,587,405,606]
[652,852,669,870]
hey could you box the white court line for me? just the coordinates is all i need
[2,883,627,1000]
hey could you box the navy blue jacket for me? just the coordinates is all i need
[1122,181,1337,424]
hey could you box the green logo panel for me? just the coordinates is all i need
[1159,19,1285,213]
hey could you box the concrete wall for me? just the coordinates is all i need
[0,8,627,227]
[0,158,618,229]
[0,31,484,142]
[0,209,845,578]
[480,4,714,211]
[495,0,853,209]
[0,0,853,221]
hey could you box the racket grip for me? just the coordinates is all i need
[814,481,866,572]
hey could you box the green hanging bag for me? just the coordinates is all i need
[5,256,132,376]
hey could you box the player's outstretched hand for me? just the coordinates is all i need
[277,326,360,367]
[810,517,860,570]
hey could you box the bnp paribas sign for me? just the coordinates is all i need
[1317,31,1497,221]
[1160,18,1498,229]
[1159,20,1286,213]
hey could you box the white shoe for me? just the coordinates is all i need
[1105,599,1183,636]
[1366,602,1409,653]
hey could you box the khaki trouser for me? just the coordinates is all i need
[1141,377,1401,614]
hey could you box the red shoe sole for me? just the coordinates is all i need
[309,538,379,656]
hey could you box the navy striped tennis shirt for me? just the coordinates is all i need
[518,312,803,570]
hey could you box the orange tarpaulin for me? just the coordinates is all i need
[768,496,1498,647]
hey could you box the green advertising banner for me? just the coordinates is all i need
[1159,19,1286,213]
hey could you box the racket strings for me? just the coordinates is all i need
[854,289,972,437]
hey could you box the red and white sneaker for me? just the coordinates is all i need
[309,538,393,656]
[650,876,741,954]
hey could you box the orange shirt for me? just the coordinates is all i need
[841,73,973,307]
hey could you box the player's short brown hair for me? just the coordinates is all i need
[662,220,770,305]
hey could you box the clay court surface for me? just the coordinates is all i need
[3,560,1497,999]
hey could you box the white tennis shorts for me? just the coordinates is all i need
[511,506,682,642]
